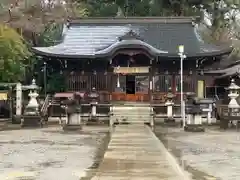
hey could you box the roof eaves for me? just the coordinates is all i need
[207,64,240,76]
[31,47,95,58]
[217,71,239,79]
[157,46,233,58]
[32,45,233,59]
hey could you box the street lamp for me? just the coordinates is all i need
[178,45,187,128]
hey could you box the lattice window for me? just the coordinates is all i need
[153,75,172,92]
[135,76,149,93]
[68,73,110,91]
[175,75,195,92]
[88,74,108,91]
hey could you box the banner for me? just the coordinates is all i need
[114,67,149,74]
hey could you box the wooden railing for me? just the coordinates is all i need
[216,104,228,119]
[40,94,51,117]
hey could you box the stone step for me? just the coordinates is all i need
[112,107,152,111]
[112,113,151,116]
[111,117,152,123]
[116,121,149,124]
[113,116,151,119]
[111,105,153,124]
[112,110,152,113]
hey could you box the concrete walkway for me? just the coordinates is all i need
[92,125,190,180]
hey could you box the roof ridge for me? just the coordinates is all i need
[69,16,197,24]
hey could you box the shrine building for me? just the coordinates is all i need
[32,17,233,103]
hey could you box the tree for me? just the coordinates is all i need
[0,0,89,44]
[46,72,66,93]
[37,22,63,47]
[0,24,31,82]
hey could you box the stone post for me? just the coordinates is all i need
[15,82,22,117]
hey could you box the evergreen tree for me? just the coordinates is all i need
[0,24,31,82]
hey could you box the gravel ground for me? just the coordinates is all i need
[0,126,110,180]
[155,125,240,180]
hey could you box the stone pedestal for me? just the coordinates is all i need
[63,106,82,131]
[89,103,98,122]
[184,92,204,132]
[207,103,213,124]
[186,114,193,124]
[200,99,215,124]
[87,88,100,123]
[185,113,204,132]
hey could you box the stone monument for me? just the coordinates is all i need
[14,82,22,123]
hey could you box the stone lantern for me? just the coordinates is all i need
[21,79,41,127]
[25,79,39,111]
[227,79,240,113]
[164,92,175,123]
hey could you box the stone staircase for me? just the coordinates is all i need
[110,103,153,125]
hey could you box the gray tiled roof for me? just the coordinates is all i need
[33,17,232,58]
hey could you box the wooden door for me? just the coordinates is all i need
[112,75,126,101]
[135,75,150,101]
[111,74,150,102]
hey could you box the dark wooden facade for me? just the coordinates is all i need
[43,54,220,103]
[33,17,232,103]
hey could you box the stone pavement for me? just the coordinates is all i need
[155,126,240,180]
[0,126,109,180]
[92,124,190,180]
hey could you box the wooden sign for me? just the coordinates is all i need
[114,67,149,74]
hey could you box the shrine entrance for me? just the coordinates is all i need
[126,75,135,94]
[111,50,152,102]
[112,74,150,102]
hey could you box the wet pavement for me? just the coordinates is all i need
[2,119,239,180]
[155,125,240,180]
[92,124,190,180]
[0,125,109,180]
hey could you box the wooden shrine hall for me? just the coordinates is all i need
[33,17,232,103]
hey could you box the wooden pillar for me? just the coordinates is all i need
[196,59,199,96]
[172,74,176,94]
[108,58,113,101]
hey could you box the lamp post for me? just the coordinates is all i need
[178,45,187,128]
